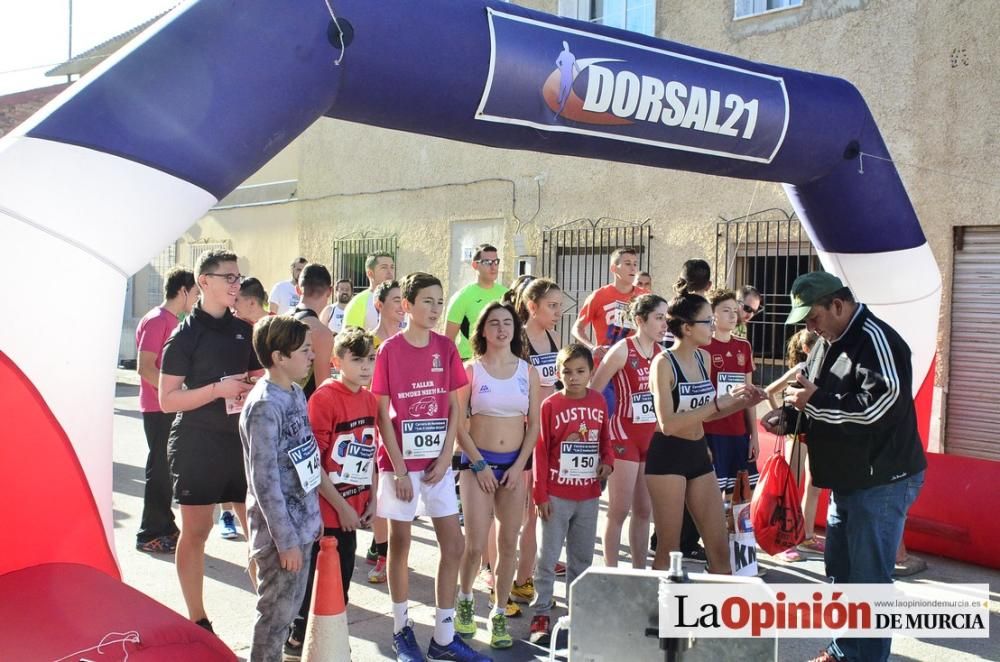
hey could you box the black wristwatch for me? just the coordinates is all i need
[470,459,488,474]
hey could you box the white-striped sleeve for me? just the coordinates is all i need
[803,320,900,426]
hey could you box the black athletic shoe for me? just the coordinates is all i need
[683,546,708,563]
[195,618,214,633]
[283,621,305,660]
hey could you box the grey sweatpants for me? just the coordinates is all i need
[250,542,314,662]
[531,495,599,614]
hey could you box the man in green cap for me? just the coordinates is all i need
[762,271,926,662]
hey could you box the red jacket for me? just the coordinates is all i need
[534,389,613,504]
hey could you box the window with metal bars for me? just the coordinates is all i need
[330,234,398,293]
[187,241,230,271]
[541,218,652,346]
[714,209,819,387]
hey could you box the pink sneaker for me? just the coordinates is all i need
[775,548,803,563]
[367,556,387,583]
[797,537,826,554]
[479,566,495,590]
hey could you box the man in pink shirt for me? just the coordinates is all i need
[135,267,198,553]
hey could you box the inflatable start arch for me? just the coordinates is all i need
[7,0,994,591]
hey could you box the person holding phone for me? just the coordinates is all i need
[761,272,926,662]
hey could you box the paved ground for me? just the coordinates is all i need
[112,374,998,661]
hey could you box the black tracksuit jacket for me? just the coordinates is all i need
[784,304,927,492]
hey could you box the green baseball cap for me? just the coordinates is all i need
[785,272,845,325]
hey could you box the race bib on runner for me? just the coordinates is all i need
[559,441,599,479]
[288,436,321,492]
[336,438,375,486]
[529,352,558,387]
[401,418,447,459]
[630,391,656,424]
[222,373,249,415]
[717,372,745,396]
[677,381,716,413]
[609,305,636,330]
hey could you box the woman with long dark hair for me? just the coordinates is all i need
[646,293,766,572]
[454,302,541,649]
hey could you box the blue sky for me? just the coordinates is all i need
[0,0,179,95]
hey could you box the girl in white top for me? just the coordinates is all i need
[455,302,540,647]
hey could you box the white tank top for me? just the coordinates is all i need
[470,360,530,417]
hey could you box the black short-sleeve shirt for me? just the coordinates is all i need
[161,303,261,434]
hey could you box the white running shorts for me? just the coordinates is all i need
[376,468,459,521]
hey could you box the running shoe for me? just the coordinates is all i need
[368,556,388,583]
[366,540,380,565]
[683,546,708,563]
[554,561,566,576]
[488,591,521,617]
[194,618,214,633]
[528,614,550,645]
[478,566,494,590]
[893,555,928,578]
[393,624,425,662]
[797,537,826,554]
[136,534,177,554]
[283,620,305,661]
[219,510,239,540]
[426,633,491,661]
[775,548,803,563]
[489,613,512,649]
[509,578,535,604]
[455,598,476,638]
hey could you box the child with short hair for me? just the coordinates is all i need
[239,316,323,662]
[529,343,614,645]
[285,326,379,658]
[372,272,491,662]
[704,289,759,494]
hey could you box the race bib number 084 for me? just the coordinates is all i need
[402,418,447,459]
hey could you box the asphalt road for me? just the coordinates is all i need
[111,376,998,661]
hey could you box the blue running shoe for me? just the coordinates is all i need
[427,634,492,662]
[393,625,425,662]
[219,510,239,540]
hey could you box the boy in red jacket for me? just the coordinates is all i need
[529,343,614,645]
[285,327,378,659]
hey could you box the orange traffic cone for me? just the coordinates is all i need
[302,536,351,662]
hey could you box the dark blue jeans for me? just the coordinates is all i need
[824,471,924,662]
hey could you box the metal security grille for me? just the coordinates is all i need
[714,209,819,387]
[146,243,178,312]
[187,241,230,269]
[946,226,1000,461]
[331,234,398,293]
[541,218,652,346]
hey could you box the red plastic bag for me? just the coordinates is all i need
[750,435,805,555]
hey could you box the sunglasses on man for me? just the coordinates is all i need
[738,300,764,316]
